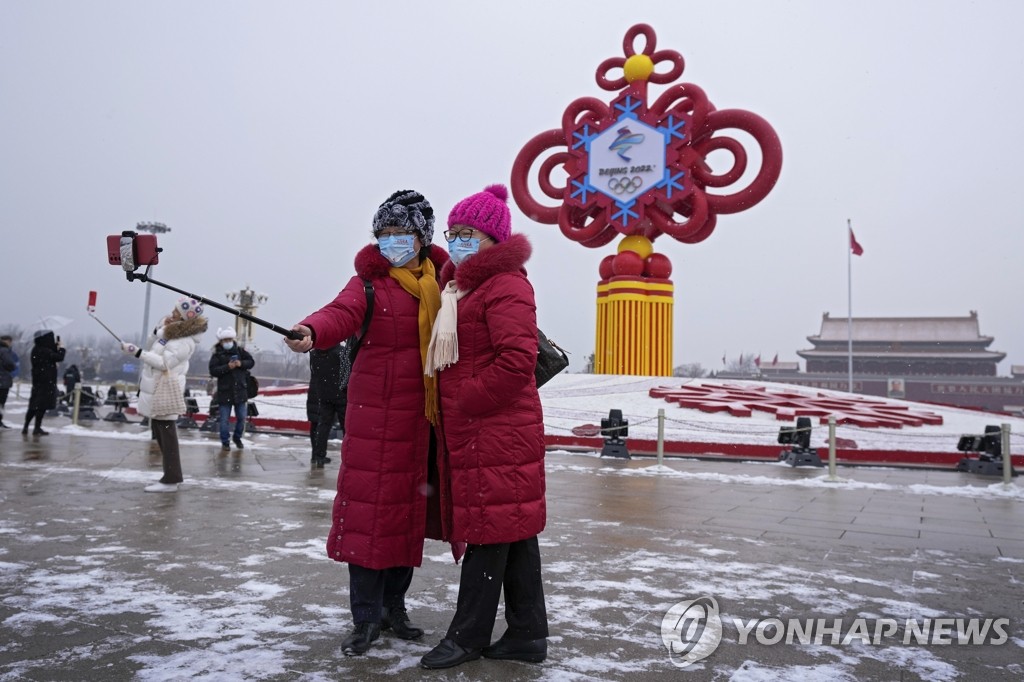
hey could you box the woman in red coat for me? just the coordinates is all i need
[421,184,550,669]
[286,189,448,656]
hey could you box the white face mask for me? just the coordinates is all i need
[221,341,235,350]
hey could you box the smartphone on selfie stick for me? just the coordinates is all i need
[106,230,303,341]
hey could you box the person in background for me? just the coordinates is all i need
[0,334,18,428]
[62,363,81,398]
[285,189,450,657]
[421,185,549,669]
[209,327,254,451]
[22,330,66,436]
[121,297,207,492]
[307,343,349,468]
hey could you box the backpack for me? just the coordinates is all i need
[339,279,374,395]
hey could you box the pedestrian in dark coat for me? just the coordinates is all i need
[23,330,66,435]
[0,335,18,428]
[209,327,255,450]
[63,364,81,397]
[307,343,348,467]
[421,185,549,670]
[285,189,451,657]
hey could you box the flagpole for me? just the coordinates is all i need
[847,218,853,393]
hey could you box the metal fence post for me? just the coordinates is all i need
[71,385,81,426]
[828,415,837,480]
[657,408,665,467]
[1003,423,1012,485]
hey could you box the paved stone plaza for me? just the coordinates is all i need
[1,421,1022,681]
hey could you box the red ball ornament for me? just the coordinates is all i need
[598,254,615,280]
[643,253,673,278]
[612,251,644,276]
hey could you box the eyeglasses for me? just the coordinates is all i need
[375,228,416,238]
[444,228,487,243]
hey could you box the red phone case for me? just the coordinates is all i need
[107,234,159,267]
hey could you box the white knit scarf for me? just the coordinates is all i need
[424,281,467,376]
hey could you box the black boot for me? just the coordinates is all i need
[381,604,423,640]
[341,622,380,656]
[311,456,332,468]
[420,639,481,669]
[482,635,547,663]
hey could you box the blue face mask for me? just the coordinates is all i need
[448,238,482,265]
[377,234,418,266]
[222,341,235,350]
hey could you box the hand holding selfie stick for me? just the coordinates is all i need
[110,230,303,341]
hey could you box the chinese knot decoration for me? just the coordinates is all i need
[510,23,782,251]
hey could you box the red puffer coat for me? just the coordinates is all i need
[302,243,448,569]
[437,233,546,545]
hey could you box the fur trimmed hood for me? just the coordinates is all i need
[440,233,532,291]
[161,316,208,340]
[354,243,450,280]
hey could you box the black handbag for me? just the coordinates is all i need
[246,374,259,400]
[535,329,569,388]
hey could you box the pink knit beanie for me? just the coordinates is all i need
[447,184,512,243]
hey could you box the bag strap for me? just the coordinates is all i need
[347,278,374,362]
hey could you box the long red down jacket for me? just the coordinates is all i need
[302,243,448,569]
[437,233,546,545]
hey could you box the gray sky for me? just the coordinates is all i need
[2,1,1021,373]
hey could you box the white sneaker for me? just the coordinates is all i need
[144,482,180,493]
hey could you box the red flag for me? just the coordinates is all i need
[849,227,864,256]
[772,353,778,366]
[754,354,761,368]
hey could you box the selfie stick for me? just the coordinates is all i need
[87,290,124,343]
[126,267,303,341]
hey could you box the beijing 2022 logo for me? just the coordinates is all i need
[661,596,723,667]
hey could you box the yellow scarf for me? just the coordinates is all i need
[389,258,442,424]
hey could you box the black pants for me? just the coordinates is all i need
[0,386,9,421]
[446,536,549,649]
[348,563,414,625]
[312,400,345,460]
[23,408,45,432]
[151,418,183,484]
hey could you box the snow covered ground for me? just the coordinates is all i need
[1,375,1023,680]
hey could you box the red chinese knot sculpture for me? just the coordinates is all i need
[511,23,783,248]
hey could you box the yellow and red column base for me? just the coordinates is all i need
[596,276,673,375]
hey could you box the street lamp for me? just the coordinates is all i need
[226,284,268,348]
[136,221,171,344]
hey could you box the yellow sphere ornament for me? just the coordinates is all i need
[623,54,654,83]
[617,235,654,259]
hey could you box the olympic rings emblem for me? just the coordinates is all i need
[608,175,644,195]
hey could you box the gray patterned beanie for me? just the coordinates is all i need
[371,189,435,245]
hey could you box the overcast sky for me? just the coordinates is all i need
[2,1,1021,374]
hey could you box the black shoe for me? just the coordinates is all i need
[233,437,244,450]
[0,421,9,429]
[311,456,332,468]
[341,622,380,656]
[32,429,49,436]
[482,635,547,663]
[420,639,481,669]
[22,426,28,435]
[381,605,423,640]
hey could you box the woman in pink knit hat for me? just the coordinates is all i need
[422,184,549,669]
